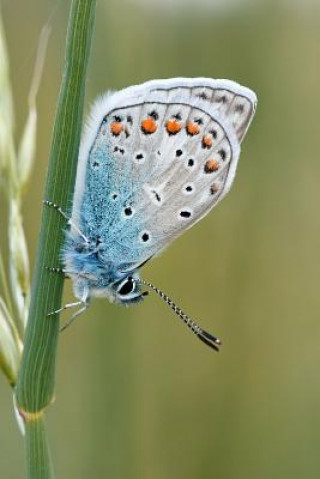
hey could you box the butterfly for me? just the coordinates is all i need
[46,78,257,351]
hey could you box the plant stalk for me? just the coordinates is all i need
[15,0,96,477]
[24,415,54,479]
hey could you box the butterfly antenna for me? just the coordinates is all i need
[138,279,222,352]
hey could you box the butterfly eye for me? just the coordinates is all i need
[117,277,135,296]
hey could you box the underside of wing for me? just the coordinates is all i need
[139,77,257,142]
[72,78,256,269]
[89,77,257,143]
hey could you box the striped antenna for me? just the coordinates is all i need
[137,279,222,352]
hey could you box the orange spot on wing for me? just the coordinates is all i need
[186,122,200,136]
[202,135,213,148]
[204,159,220,173]
[141,117,157,134]
[166,119,182,135]
[110,122,123,136]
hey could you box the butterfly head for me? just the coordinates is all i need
[111,274,147,305]
[78,270,146,305]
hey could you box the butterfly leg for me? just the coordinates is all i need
[47,300,88,331]
[47,301,84,317]
[45,266,98,282]
[46,266,68,276]
[59,303,88,332]
[43,200,89,244]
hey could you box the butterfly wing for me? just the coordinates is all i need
[136,77,256,142]
[72,78,256,270]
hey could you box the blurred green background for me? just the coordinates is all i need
[1,0,320,477]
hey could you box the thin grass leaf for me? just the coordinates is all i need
[0,247,14,319]
[0,297,22,386]
[0,10,16,187]
[0,11,13,160]
[18,25,51,192]
[13,393,26,436]
[8,199,30,328]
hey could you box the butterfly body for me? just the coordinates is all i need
[62,78,257,311]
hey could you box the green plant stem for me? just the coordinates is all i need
[15,0,96,477]
[24,415,54,479]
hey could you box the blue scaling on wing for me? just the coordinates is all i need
[78,116,153,269]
